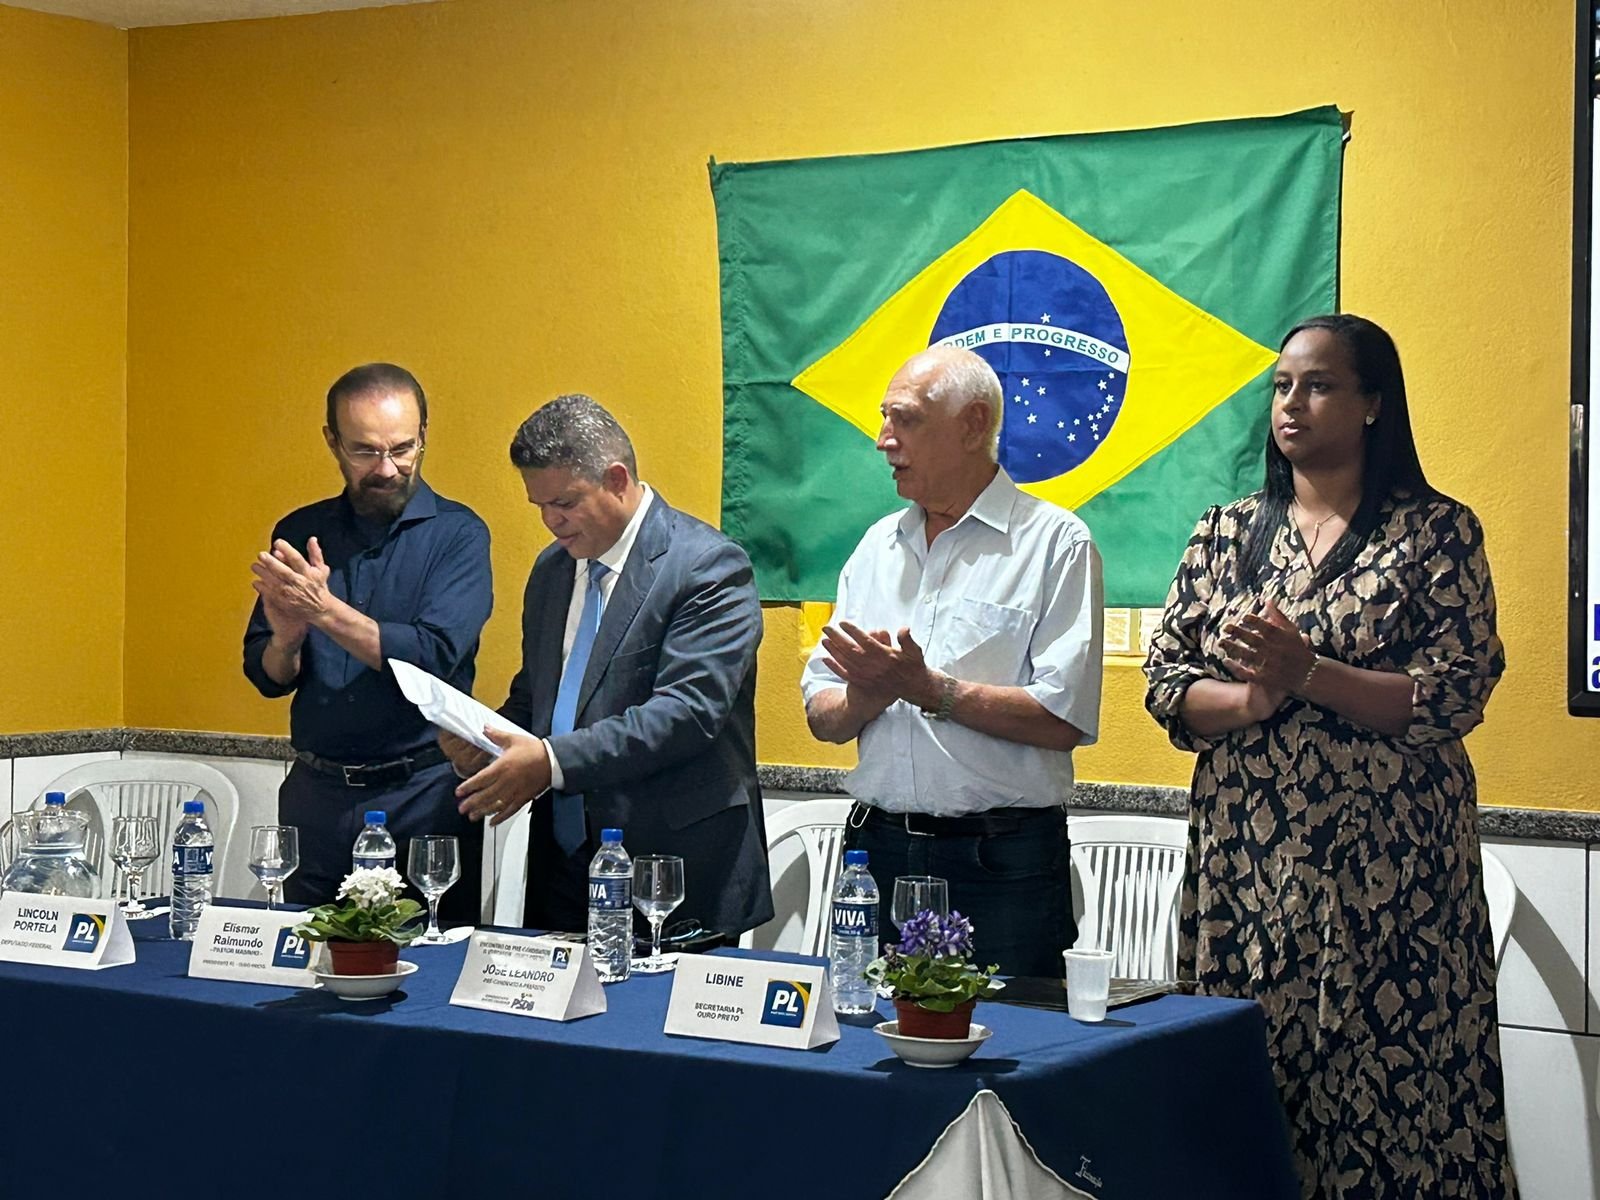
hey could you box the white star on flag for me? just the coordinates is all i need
[1021,378,1030,387]
[1027,413,1037,424]
[1040,313,1051,323]
[1098,380,1107,391]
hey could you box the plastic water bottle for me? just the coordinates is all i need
[587,828,632,983]
[169,800,214,941]
[829,849,880,1014]
[352,811,396,871]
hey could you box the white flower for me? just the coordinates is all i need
[337,866,405,909]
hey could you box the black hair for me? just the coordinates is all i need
[325,363,427,438]
[509,393,638,480]
[1237,314,1434,590]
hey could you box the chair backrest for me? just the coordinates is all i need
[33,761,241,900]
[1069,814,1188,980]
[1481,847,1516,967]
[740,799,854,956]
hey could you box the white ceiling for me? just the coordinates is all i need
[4,0,442,28]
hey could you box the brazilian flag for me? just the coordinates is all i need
[712,106,1343,606]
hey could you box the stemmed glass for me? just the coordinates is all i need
[891,875,949,930]
[248,825,300,911]
[407,835,461,945]
[110,816,160,920]
[632,855,685,974]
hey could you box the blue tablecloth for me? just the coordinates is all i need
[0,923,1297,1200]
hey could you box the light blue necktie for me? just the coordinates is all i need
[550,559,610,854]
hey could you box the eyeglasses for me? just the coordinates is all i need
[337,436,425,469]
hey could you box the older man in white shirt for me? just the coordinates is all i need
[802,346,1103,976]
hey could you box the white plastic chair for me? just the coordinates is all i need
[1481,847,1516,967]
[34,761,241,900]
[1069,814,1188,980]
[740,799,854,956]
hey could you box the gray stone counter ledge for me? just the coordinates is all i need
[1,729,1592,842]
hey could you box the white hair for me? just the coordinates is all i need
[920,348,1003,461]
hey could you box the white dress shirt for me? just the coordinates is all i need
[801,469,1103,815]
[545,485,655,789]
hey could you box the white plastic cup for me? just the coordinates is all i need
[1063,948,1114,1022]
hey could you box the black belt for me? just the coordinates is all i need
[295,744,447,788]
[856,801,1065,838]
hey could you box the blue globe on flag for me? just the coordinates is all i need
[928,250,1131,484]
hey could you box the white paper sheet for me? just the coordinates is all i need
[388,658,529,756]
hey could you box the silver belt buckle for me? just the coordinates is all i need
[341,764,368,787]
[902,812,933,837]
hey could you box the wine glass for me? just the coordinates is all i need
[407,835,461,945]
[891,875,949,931]
[248,825,300,911]
[632,855,685,974]
[110,816,160,920]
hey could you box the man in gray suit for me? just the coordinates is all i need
[443,395,773,939]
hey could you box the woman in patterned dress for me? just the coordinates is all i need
[1143,314,1517,1198]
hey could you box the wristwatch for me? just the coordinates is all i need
[921,672,957,721]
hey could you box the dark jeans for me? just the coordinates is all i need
[523,798,754,943]
[279,760,484,924]
[845,805,1074,978]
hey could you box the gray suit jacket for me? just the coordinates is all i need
[502,495,773,935]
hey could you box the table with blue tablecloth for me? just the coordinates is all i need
[0,919,1297,1200]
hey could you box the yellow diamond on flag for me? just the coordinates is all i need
[791,190,1276,510]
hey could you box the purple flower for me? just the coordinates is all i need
[896,908,941,955]
[936,911,975,957]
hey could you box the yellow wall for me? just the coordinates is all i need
[110,0,1595,807]
[0,7,126,732]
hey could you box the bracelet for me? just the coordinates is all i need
[1296,655,1322,697]
[922,672,958,721]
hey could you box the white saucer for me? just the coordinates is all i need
[313,959,418,1001]
[873,1020,992,1068]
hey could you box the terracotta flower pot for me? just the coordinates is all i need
[894,997,976,1039]
[328,938,400,976]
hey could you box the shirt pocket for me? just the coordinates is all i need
[940,598,1032,684]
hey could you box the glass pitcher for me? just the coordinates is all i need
[1,792,97,899]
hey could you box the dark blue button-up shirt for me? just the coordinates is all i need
[242,479,493,761]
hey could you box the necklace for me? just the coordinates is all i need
[1293,499,1340,554]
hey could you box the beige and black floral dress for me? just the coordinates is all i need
[1143,490,1517,1199]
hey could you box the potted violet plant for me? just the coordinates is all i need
[864,909,1001,1038]
[293,866,424,975]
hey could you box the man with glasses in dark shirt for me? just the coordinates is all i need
[243,363,493,920]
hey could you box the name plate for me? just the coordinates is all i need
[187,906,316,987]
[0,893,134,970]
[664,953,839,1049]
[449,931,605,1021]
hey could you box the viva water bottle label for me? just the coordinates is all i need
[353,855,391,870]
[589,877,631,910]
[172,845,213,876]
[831,901,877,939]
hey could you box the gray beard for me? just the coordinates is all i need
[348,477,415,522]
